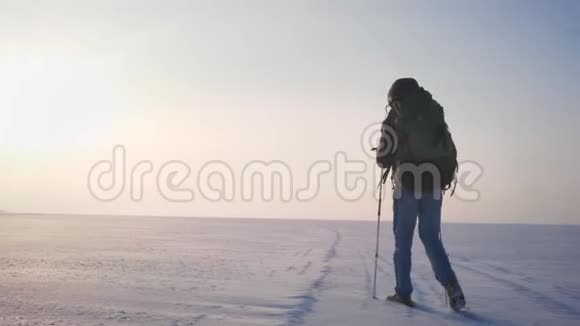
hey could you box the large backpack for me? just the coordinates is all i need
[395,92,456,161]
[391,89,458,192]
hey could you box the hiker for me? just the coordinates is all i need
[376,78,466,310]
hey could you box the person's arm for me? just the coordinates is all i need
[376,109,398,169]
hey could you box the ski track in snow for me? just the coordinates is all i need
[284,230,341,326]
[453,260,580,319]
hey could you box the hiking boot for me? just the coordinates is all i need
[387,293,416,308]
[445,280,466,311]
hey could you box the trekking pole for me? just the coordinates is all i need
[372,168,385,299]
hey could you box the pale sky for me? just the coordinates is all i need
[1,0,579,224]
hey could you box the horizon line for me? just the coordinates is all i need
[2,211,579,227]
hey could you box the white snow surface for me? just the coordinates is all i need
[1,214,579,325]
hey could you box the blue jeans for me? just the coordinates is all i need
[393,190,457,299]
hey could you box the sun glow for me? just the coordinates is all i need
[0,56,121,152]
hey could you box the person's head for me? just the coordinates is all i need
[387,78,420,113]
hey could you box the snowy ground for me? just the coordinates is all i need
[1,215,579,326]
